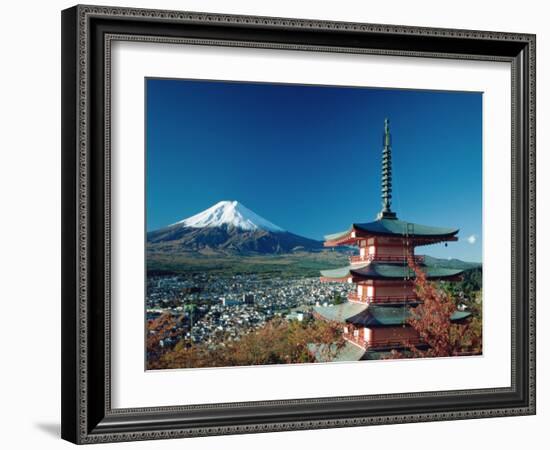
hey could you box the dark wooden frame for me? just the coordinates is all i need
[61,4,536,444]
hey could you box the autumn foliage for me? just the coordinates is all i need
[147,316,343,370]
[387,256,482,359]
[146,313,183,362]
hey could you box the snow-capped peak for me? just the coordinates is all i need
[172,201,285,232]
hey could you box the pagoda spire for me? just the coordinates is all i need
[377,118,397,220]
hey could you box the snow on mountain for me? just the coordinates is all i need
[172,201,285,233]
[148,200,325,254]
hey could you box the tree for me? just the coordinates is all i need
[333,292,345,305]
[183,304,196,328]
[146,312,185,365]
[388,256,482,359]
[148,317,344,369]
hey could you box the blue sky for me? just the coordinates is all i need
[146,78,482,262]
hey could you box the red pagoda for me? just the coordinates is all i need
[312,119,471,361]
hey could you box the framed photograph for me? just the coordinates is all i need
[61,5,536,444]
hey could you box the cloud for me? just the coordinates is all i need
[466,235,477,245]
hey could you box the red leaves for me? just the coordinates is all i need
[400,256,481,358]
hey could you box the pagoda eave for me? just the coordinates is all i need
[320,276,353,283]
[412,235,459,247]
[313,303,368,324]
[320,263,465,283]
[308,342,367,362]
[324,231,459,248]
[323,227,369,247]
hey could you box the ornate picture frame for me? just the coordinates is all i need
[61,4,536,444]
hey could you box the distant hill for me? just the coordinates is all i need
[423,255,481,270]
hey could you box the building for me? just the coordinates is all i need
[313,119,471,360]
[221,298,241,307]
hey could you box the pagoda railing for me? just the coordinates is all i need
[367,337,424,350]
[343,334,424,350]
[349,254,425,264]
[347,293,419,304]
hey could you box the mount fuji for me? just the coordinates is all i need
[171,201,285,233]
[147,201,324,255]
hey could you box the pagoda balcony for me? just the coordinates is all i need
[343,335,424,351]
[349,254,425,264]
[347,293,420,304]
[367,337,424,350]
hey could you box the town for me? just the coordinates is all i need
[146,273,352,351]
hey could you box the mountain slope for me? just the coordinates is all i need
[172,200,284,232]
[148,225,324,254]
[147,201,323,255]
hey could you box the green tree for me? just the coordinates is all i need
[333,292,345,305]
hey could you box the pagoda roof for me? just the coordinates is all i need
[324,218,459,245]
[313,302,368,322]
[320,262,464,281]
[314,304,471,327]
[307,342,366,362]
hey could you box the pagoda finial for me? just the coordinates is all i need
[377,118,397,220]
